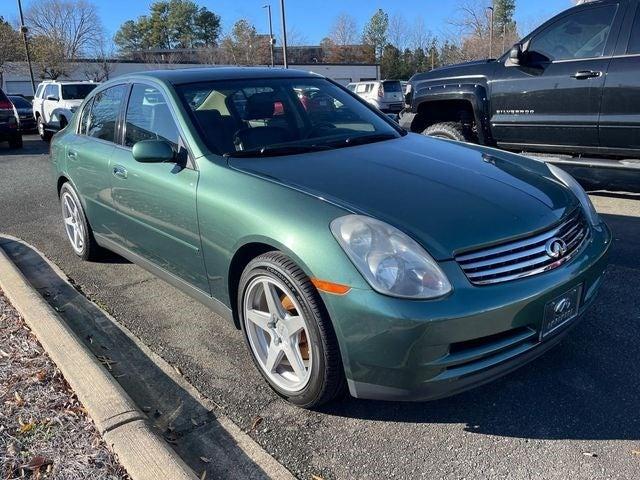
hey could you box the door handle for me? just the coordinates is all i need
[67,150,78,160]
[112,165,128,179]
[570,70,602,80]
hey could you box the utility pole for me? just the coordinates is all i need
[487,6,494,59]
[279,0,288,68]
[17,0,36,95]
[263,4,275,68]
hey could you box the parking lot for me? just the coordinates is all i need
[1,135,639,479]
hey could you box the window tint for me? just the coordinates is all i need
[529,5,617,61]
[61,84,97,100]
[87,85,126,143]
[124,84,179,149]
[382,81,401,92]
[628,10,640,54]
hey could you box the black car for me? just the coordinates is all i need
[403,0,640,164]
[0,88,22,149]
[9,95,36,133]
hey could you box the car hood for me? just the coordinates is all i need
[60,100,83,109]
[411,59,497,84]
[229,134,578,260]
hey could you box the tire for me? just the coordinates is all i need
[37,115,52,142]
[238,251,346,408]
[8,135,23,149]
[424,121,474,142]
[59,116,68,130]
[59,182,102,261]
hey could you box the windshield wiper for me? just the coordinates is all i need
[224,144,334,158]
[338,133,398,147]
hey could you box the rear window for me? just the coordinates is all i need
[382,81,402,92]
[9,96,31,108]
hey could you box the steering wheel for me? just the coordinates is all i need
[306,122,336,138]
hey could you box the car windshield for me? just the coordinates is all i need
[61,84,97,100]
[176,77,403,157]
[9,96,31,108]
[382,81,402,92]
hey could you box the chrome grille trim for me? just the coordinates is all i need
[456,208,589,285]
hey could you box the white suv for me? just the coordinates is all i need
[346,80,404,113]
[33,80,98,141]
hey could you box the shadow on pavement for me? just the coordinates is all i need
[320,212,640,441]
[0,135,50,157]
[0,237,276,480]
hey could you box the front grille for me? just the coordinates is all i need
[456,208,589,285]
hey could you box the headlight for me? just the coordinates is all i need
[330,215,452,299]
[547,163,600,227]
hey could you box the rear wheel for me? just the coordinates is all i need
[59,182,102,261]
[8,135,23,149]
[37,116,52,142]
[238,251,346,408]
[424,121,474,142]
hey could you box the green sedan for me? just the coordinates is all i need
[50,68,611,408]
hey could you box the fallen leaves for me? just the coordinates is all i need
[249,416,263,432]
[21,455,53,471]
[19,421,36,434]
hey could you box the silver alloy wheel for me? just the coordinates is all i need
[37,117,44,136]
[61,191,85,254]
[243,276,312,393]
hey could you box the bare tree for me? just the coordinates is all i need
[0,19,25,86]
[410,17,432,51]
[83,39,114,81]
[329,13,358,47]
[388,13,409,52]
[25,0,105,59]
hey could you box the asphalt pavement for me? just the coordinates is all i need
[1,135,639,479]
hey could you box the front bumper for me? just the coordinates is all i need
[322,222,612,401]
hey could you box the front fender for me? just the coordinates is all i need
[412,83,492,144]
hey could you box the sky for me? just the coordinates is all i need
[3,0,576,45]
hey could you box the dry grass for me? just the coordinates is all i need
[0,290,129,480]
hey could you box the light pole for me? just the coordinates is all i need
[486,6,494,59]
[263,4,275,68]
[17,0,36,95]
[279,0,288,68]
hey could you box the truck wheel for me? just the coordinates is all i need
[424,122,473,143]
[37,116,52,142]
[8,135,23,149]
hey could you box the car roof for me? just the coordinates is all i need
[130,67,322,85]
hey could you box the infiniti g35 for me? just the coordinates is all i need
[50,68,611,407]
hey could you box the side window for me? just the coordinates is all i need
[44,84,58,99]
[529,6,617,61]
[355,84,367,94]
[79,98,93,135]
[124,84,179,149]
[627,10,640,54]
[87,85,126,143]
[35,85,44,99]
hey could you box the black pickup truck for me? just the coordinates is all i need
[402,0,640,186]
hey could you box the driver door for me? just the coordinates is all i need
[490,3,622,151]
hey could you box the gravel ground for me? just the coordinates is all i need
[0,290,129,480]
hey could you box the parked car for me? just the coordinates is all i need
[33,80,98,141]
[51,68,611,407]
[8,95,36,133]
[402,0,640,168]
[349,80,404,113]
[0,88,22,149]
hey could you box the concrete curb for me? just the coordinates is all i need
[0,247,198,480]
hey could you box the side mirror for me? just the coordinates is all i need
[46,95,59,101]
[509,44,523,65]
[132,139,175,163]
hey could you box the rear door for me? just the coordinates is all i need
[599,1,640,154]
[490,2,622,152]
[63,84,127,237]
[43,84,60,123]
[109,82,208,292]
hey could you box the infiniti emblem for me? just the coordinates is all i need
[545,238,568,259]
[554,298,572,315]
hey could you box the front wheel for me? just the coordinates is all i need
[423,121,475,143]
[37,116,52,142]
[238,252,346,408]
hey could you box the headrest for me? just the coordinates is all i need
[245,92,276,120]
